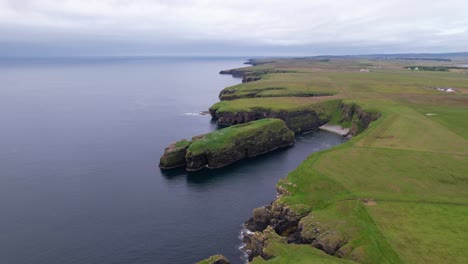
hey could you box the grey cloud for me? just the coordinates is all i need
[0,0,467,56]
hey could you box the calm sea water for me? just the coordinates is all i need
[0,57,343,264]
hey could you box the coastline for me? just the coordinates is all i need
[197,57,468,264]
[197,59,381,263]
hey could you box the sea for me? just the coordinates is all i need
[0,57,344,264]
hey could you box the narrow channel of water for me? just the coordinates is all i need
[0,57,344,264]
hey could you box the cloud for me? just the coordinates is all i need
[0,0,467,56]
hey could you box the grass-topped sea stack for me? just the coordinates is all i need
[159,118,295,171]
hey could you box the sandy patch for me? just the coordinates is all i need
[319,124,350,136]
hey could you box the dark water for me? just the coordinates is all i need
[0,57,343,264]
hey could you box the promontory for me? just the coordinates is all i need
[159,118,295,171]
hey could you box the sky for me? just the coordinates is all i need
[0,0,467,57]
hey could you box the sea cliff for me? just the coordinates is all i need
[210,100,380,136]
[159,118,295,171]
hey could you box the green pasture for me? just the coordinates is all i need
[209,57,468,263]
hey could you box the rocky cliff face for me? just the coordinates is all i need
[245,200,307,241]
[243,199,307,261]
[243,226,287,262]
[209,108,327,133]
[339,103,381,136]
[210,102,380,136]
[219,69,260,83]
[158,140,191,169]
[159,119,295,171]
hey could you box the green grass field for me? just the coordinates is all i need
[210,57,468,264]
[210,96,341,114]
[219,72,337,99]
[188,118,293,155]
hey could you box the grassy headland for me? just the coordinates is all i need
[159,118,295,171]
[208,56,468,263]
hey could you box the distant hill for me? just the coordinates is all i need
[310,52,468,61]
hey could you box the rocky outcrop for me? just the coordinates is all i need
[219,69,259,83]
[242,199,350,261]
[219,68,295,83]
[243,226,287,262]
[196,254,230,264]
[243,202,306,261]
[209,108,327,133]
[158,140,191,169]
[245,201,307,240]
[339,103,381,136]
[159,119,295,171]
[219,69,246,78]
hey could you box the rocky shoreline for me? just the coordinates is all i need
[241,198,339,262]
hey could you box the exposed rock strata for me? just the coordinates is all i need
[159,119,295,171]
[209,108,327,133]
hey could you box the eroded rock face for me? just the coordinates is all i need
[242,202,351,262]
[219,69,245,78]
[210,108,325,133]
[158,140,191,169]
[245,201,307,243]
[340,103,381,136]
[185,150,208,171]
[243,226,286,262]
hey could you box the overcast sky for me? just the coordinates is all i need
[1,0,467,56]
